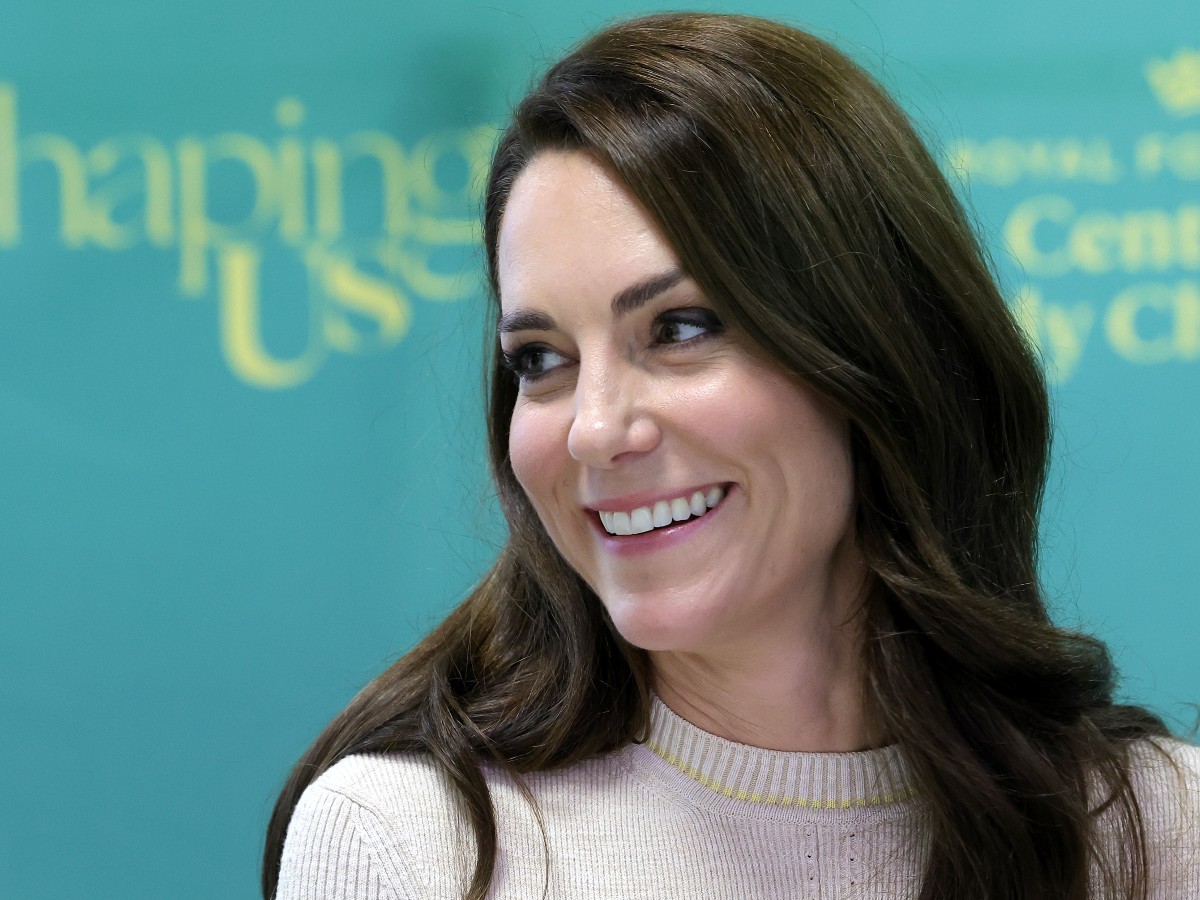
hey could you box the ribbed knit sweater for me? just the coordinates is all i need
[277,698,1200,899]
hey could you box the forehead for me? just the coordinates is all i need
[496,151,681,314]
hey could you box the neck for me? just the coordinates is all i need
[650,576,877,753]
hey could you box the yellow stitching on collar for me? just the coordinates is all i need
[646,740,917,808]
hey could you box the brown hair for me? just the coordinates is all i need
[264,13,1170,900]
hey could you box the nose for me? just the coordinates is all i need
[566,356,661,468]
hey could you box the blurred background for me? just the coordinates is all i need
[1,1,1197,897]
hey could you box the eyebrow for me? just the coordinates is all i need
[611,268,686,317]
[497,268,687,335]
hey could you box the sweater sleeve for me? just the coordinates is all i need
[1138,739,1200,899]
[276,783,427,900]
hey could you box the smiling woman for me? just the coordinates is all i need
[263,12,1199,900]
[499,153,865,700]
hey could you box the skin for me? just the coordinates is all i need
[497,150,877,752]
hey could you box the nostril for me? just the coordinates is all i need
[566,385,662,467]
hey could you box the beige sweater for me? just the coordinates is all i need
[277,698,1200,899]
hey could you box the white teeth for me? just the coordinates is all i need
[599,485,728,536]
[629,507,654,534]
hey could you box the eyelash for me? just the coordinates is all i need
[500,307,725,384]
[650,307,725,346]
[499,344,563,382]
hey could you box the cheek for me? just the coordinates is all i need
[727,369,855,505]
[507,404,566,513]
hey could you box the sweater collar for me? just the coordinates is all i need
[644,695,916,811]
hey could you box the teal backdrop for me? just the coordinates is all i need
[2,1,1197,897]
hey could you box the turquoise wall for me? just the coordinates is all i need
[2,1,1196,897]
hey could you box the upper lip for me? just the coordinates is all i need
[584,483,728,513]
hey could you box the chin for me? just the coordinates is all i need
[601,594,718,654]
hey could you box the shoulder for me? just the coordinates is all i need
[279,750,636,900]
[1127,736,1200,824]
[1124,737,1200,896]
[304,751,469,835]
[278,753,473,900]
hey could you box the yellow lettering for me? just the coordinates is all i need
[1068,211,1120,274]
[384,241,474,301]
[1135,131,1200,180]
[0,93,486,389]
[275,98,307,244]
[1086,138,1120,183]
[1136,133,1167,177]
[1172,281,1200,358]
[1119,210,1175,272]
[86,136,174,249]
[1179,206,1200,268]
[947,136,1118,184]
[215,242,324,388]
[315,246,411,352]
[1004,196,1074,277]
[412,123,492,211]
[1105,283,1178,363]
[312,139,341,240]
[1042,302,1095,380]
[1168,132,1200,179]
[21,134,89,246]
[1006,201,1200,276]
[340,131,409,237]
[987,138,1024,185]
[407,125,493,244]
[0,84,17,246]
[177,134,278,297]
[1058,141,1086,180]
[1008,285,1094,380]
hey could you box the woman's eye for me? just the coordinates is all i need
[501,344,568,382]
[652,308,725,346]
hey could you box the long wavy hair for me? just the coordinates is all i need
[263,13,1170,900]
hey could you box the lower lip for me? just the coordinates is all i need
[591,486,734,557]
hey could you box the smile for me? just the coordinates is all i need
[597,485,726,536]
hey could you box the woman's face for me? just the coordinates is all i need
[497,151,864,658]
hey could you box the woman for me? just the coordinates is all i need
[265,13,1198,900]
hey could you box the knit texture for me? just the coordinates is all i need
[277,698,1200,899]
